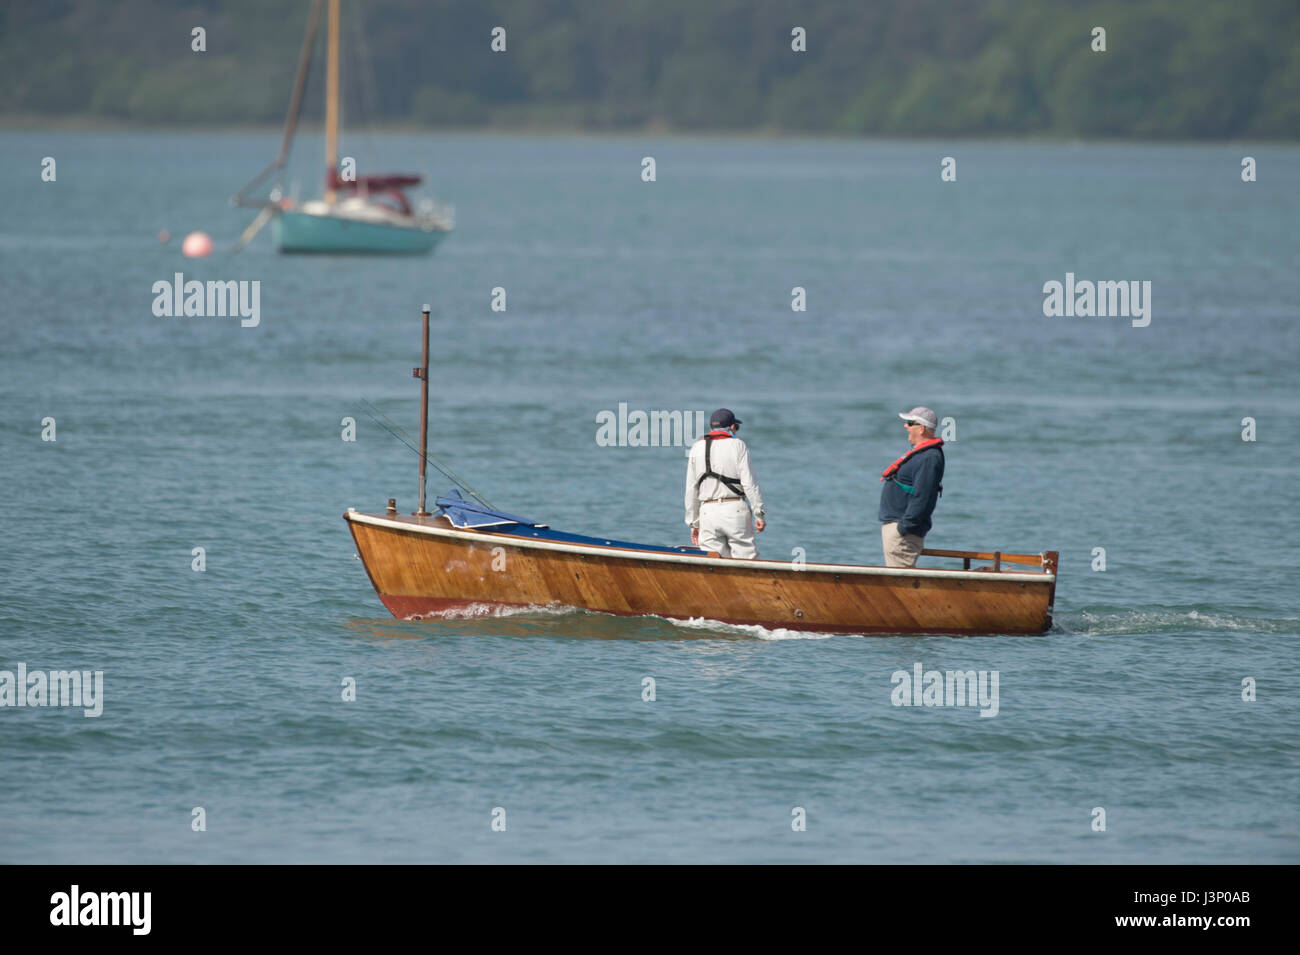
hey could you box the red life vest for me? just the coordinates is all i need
[881,437,944,481]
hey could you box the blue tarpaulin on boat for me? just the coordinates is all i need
[433,489,707,555]
[435,490,537,528]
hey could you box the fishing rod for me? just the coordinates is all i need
[356,398,495,510]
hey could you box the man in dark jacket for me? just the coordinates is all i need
[878,406,944,567]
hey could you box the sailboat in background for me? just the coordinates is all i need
[234,0,453,255]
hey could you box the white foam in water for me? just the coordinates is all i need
[408,604,1297,639]
[406,602,580,621]
[1062,609,1299,636]
[668,615,837,640]
[406,603,840,638]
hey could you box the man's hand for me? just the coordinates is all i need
[691,527,700,547]
[755,518,766,533]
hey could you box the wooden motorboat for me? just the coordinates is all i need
[344,309,1059,636]
[346,508,1058,635]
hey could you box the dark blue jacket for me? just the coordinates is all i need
[878,445,944,538]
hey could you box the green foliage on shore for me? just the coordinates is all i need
[2,0,1297,137]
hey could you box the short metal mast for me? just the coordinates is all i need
[414,304,431,516]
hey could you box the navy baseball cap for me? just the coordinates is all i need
[710,408,742,428]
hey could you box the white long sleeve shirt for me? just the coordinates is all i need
[684,431,765,528]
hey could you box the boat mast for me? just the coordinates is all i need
[324,0,340,204]
[414,305,431,516]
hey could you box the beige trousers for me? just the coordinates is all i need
[881,522,924,568]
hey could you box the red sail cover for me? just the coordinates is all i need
[327,170,423,215]
[328,170,422,191]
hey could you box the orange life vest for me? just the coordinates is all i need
[881,438,944,494]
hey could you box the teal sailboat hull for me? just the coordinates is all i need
[273,210,446,255]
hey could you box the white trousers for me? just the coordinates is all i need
[699,500,757,559]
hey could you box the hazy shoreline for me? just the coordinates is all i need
[2,115,1292,146]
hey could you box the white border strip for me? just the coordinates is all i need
[345,510,1054,584]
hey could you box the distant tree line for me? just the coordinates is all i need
[2,0,1297,137]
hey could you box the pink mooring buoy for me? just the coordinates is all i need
[158,229,170,243]
[181,231,213,258]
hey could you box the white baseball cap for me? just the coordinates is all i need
[898,407,938,430]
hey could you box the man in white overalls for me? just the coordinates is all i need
[685,408,766,558]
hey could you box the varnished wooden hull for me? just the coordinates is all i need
[345,511,1057,636]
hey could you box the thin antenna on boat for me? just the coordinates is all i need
[415,305,431,515]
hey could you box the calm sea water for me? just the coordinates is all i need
[1,131,1297,863]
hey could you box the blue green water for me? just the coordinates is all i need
[1,131,1297,862]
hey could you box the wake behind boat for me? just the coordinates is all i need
[343,308,1059,637]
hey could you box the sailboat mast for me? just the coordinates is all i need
[324,0,340,203]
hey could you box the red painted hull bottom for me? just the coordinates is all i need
[377,594,1040,636]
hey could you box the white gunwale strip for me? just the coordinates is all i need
[346,511,1054,584]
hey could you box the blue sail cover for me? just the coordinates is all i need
[432,489,707,556]
[435,490,537,528]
